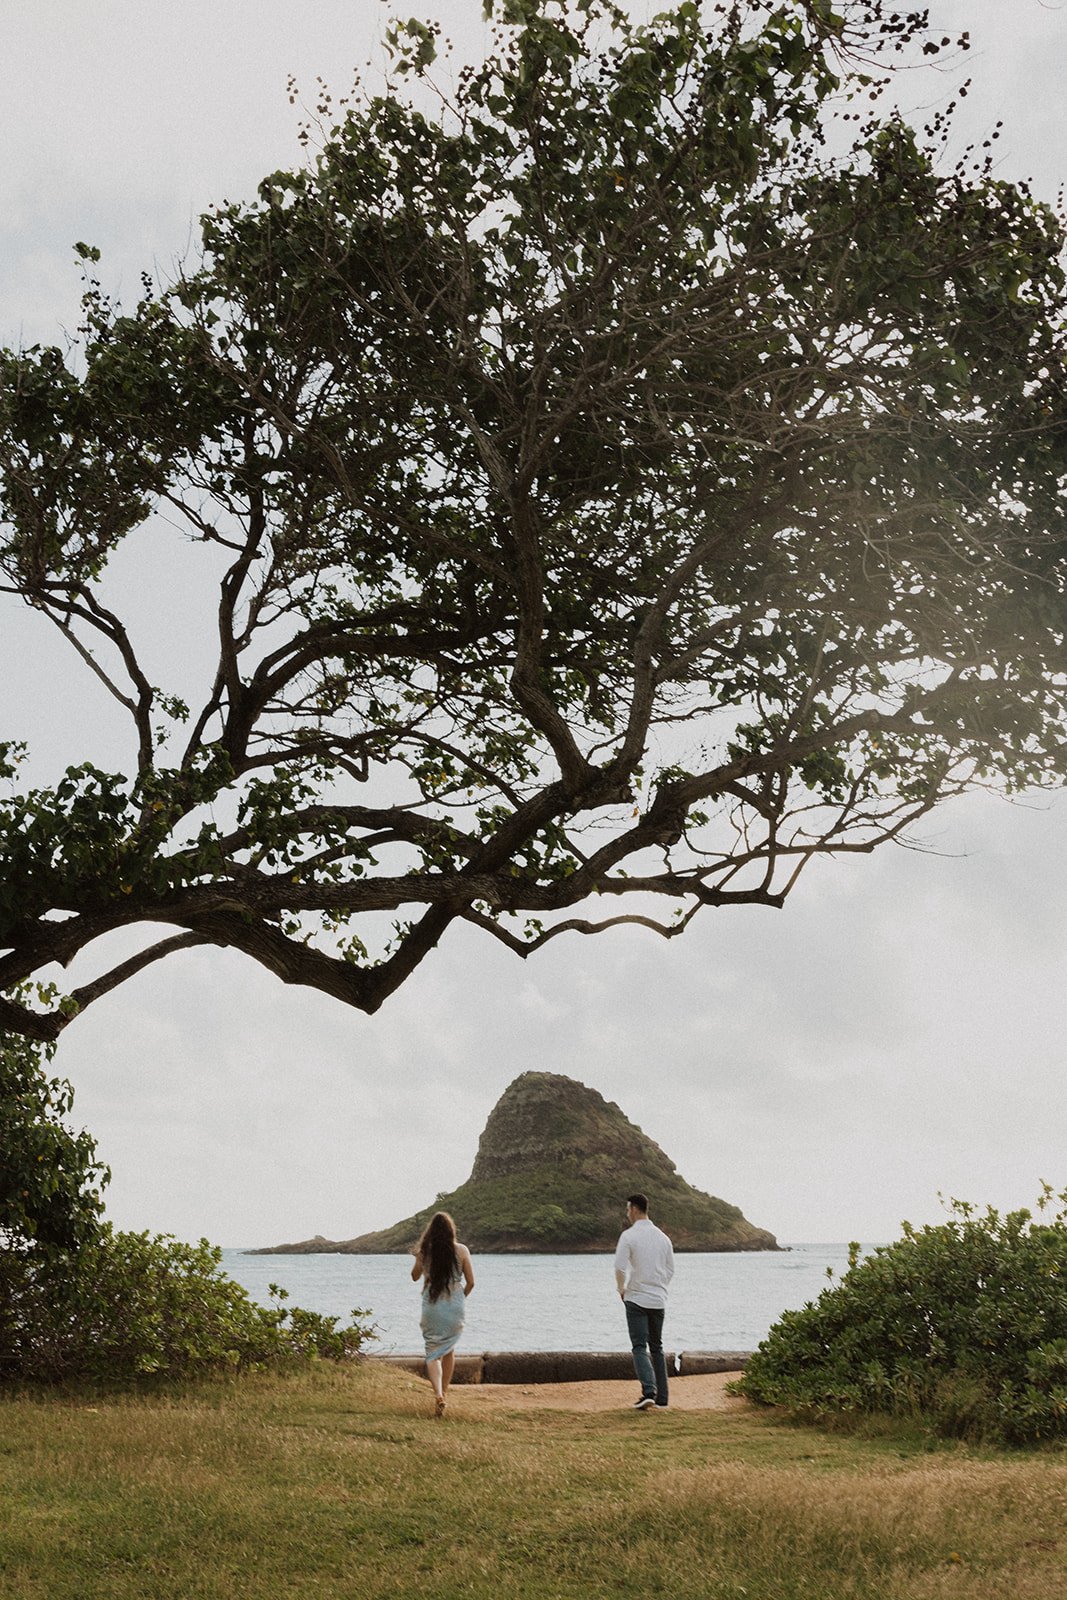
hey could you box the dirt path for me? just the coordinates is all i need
[447,1372,746,1414]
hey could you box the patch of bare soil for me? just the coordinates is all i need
[445,1372,747,1414]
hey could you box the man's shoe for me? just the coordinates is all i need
[654,1402,669,1410]
[633,1396,655,1410]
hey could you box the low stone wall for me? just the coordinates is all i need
[677,1351,753,1376]
[376,1354,487,1384]
[369,1350,751,1385]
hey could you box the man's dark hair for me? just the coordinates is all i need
[627,1193,649,1214]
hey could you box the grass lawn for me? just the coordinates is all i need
[1,1362,1066,1599]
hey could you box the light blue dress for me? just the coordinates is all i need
[420,1273,466,1361]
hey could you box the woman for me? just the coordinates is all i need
[411,1211,475,1417]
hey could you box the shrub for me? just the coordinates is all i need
[739,1191,1067,1445]
[0,1226,375,1384]
[0,1030,375,1386]
[0,1028,107,1251]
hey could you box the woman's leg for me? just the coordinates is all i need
[426,1356,444,1401]
[441,1350,455,1396]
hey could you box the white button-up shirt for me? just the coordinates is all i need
[614,1217,675,1309]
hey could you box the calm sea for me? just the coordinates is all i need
[220,1243,870,1354]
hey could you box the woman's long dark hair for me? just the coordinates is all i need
[418,1211,460,1303]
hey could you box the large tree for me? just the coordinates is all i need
[1,0,1065,1042]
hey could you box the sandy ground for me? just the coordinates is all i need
[443,1372,746,1414]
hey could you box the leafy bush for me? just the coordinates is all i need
[0,1028,108,1251]
[0,1029,375,1386]
[740,1192,1067,1445]
[0,1226,375,1384]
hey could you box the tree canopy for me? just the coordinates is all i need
[1,0,1066,1042]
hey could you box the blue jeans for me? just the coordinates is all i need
[624,1300,668,1404]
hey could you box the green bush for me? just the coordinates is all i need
[0,1028,108,1251]
[739,1191,1067,1445]
[0,1029,375,1386]
[1,1226,375,1384]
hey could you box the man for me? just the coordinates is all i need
[614,1192,674,1410]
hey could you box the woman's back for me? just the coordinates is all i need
[412,1212,475,1415]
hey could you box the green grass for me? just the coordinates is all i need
[2,1364,1067,1599]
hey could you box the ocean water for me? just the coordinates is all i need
[220,1243,870,1354]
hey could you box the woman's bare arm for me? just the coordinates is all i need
[410,1249,423,1282]
[459,1244,475,1296]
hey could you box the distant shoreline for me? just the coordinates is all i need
[244,1242,789,1256]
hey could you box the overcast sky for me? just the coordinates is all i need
[2,1,1066,1248]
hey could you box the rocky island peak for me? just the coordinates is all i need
[252,1070,778,1255]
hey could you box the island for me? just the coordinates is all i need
[251,1070,779,1254]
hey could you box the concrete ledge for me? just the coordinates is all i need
[371,1350,752,1384]
[677,1350,751,1376]
[552,1351,648,1384]
[484,1350,650,1384]
[371,1354,484,1384]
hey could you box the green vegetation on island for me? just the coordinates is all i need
[254,1071,778,1254]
